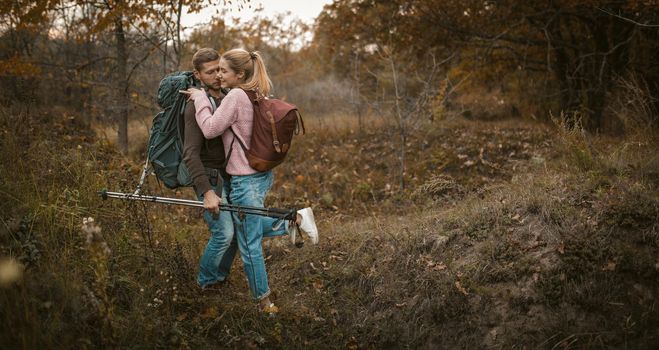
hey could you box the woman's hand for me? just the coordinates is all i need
[179,88,204,101]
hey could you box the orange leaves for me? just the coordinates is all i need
[200,306,218,319]
[601,260,617,272]
[0,56,41,78]
[1,0,56,32]
[416,253,447,272]
[454,281,468,295]
[313,281,324,292]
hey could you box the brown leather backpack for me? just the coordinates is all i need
[231,89,305,172]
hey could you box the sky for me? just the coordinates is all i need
[181,0,335,35]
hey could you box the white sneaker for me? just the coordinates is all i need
[297,207,319,244]
[287,221,298,245]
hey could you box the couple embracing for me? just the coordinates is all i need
[180,48,318,314]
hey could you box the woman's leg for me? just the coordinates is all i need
[230,171,284,300]
[262,217,288,238]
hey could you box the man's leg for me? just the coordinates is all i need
[197,183,236,288]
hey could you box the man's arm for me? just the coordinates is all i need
[182,101,213,197]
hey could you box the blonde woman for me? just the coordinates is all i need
[181,49,318,314]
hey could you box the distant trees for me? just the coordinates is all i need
[2,0,656,158]
[313,0,659,131]
[0,0,239,153]
[60,0,235,153]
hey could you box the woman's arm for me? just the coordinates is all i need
[186,89,239,139]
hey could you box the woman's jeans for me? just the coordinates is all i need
[197,180,237,288]
[230,171,287,300]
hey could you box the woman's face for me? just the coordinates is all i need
[217,58,244,89]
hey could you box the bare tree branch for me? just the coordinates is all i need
[597,7,659,28]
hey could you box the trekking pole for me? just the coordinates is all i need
[98,190,296,220]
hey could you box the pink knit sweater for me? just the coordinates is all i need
[192,88,256,175]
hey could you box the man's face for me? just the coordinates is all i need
[194,59,221,91]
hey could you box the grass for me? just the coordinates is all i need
[1,104,658,348]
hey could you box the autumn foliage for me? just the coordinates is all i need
[1,1,658,348]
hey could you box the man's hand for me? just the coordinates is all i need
[203,189,221,216]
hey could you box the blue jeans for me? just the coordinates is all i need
[197,180,237,288]
[230,171,287,300]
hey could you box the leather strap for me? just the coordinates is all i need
[267,110,281,152]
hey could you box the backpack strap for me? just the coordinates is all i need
[208,92,218,112]
[295,110,305,135]
[230,125,249,152]
[222,126,246,170]
[220,89,254,170]
[221,136,236,170]
[231,88,255,153]
[266,110,281,152]
[241,88,259,102]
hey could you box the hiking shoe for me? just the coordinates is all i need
[261,302,279,317]
[199,280,227,293]
[287,221,298,246]
[297,208,319,245]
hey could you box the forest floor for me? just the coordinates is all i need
[1,106,658,349]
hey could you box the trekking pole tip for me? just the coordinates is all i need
[98,189,108,200]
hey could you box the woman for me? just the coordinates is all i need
[181,49,318,313]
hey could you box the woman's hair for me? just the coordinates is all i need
[192,48,219,71]
[222,49,272,97]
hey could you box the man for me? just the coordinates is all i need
[182,48,235,290]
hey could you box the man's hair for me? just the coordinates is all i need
[192,48,220,71]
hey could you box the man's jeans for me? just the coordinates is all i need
[229,171,287,300]
[197,180,237,288]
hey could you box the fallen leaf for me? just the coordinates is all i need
[200,307,218,319]
[346,337,359,350]
[602,261,617,271]
[455,281,468,295]
[313,281,323,291]
[557,241,565,254]
[244,339,258,350]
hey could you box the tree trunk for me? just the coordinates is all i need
[114,17,129,154]
[175,0,182,69]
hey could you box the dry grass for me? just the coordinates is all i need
[93,114,152,158]
[1,105,658,348]
[298,112,392,135]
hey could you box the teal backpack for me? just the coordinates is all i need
[146,71,199,189]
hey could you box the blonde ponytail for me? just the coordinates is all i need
[222,49,272,97]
